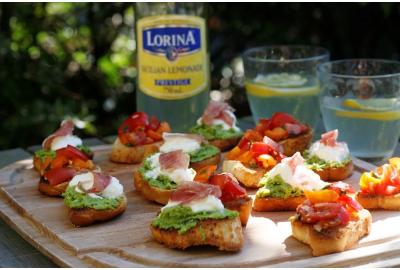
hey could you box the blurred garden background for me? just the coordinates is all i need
[2,2,400,149]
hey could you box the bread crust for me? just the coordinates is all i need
[253,196,306,212]
[133,170,172,205]
[38,179,69,197]
[150,216,244,251]
[222,160,266,188]
[356,192,400,210]
[223,196,253,226]
[313,161,354,182]
[190,152,221,171]
[291,209,371,256]
[209,136,242,152]
[110,138,162,164]
[280,128,313,157]
[68,195,127,227]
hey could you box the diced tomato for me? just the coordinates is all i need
[250,142,273,155]
[194,165,217,183]
[270,112,297,129]
[50,155,69,169]
[56,145,89,161]
[237,137,251,151]
[256,154,277,169]
[156,122,171,134]
[328,181,355,195]
[72,159,94,170]
[226,146,242,160]
[43,167,76,186]
[148,116,160,131]
[147,129,162,141]
[119,112,149,134]
[264,127,288,141]
[304,189,339,204]
[338,195,362,212]
[209,173,247,202]
[236,151,254,164]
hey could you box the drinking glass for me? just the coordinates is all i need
[318,59,400,161]
[243,45,329,128]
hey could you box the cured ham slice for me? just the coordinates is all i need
[263,136,281,152]
[42,120,75,150]
[90,172,111,193]
[284,152,305,173]
[170,181,221,204]
[202,100,235,126]
[159,150,190,171]
[162,133,204,144]
[284,123,303,135]
[321,129,338,147]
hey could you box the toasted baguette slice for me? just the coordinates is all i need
[313,161,354,182]
[133,170,172,205]
[151,216,243,251]
[222,160,266,188]
[280,128,313,157]
[356,192,400,210]
[291,209,371,256]
[209,136,242,152]
[68,195,127,227]
[110,138,162,164]
[253,196,306,212]
[38,179,69,197]
[190,152,221,171]
[223,196,253,226]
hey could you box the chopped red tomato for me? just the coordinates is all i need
[117,112,170,146]
[43,167,76,186]
[209,173,247,202]
[270,112,298,129]
[338,195,362,212]
[360,162,400,196]
[56,145,89,161]
[250,142,273,155]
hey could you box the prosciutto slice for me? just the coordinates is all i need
[201,100,235,126]
[283,152,305,173]
[159,150,190,171]
[169,181,222,204]
[90,172,111,193]
[42,120,75,150]
[263,135,282,152]
[321,129,338,147]
[162,132,204,144]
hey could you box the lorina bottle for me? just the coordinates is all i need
[135,3,210,132]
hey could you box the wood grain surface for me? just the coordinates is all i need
[1,145,400,267]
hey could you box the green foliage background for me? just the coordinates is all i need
[1,3,399,149]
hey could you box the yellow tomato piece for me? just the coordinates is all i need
[226,146,241,160]
[257,154,277,169]
[359,172,382,189]
[304,189,339,204]
[389,157,400,170]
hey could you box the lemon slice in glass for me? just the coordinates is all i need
[338,98,400,121]
[254,73,307,88]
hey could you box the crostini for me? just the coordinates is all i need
[134,150,196,205]
[253,152,328,212]
[150,181,244,251]
[63,171,126,227]
[304,129,353,181]
[243,112,312,156]
[209,173,253,226]
[190,100,243,151]
[159,133,221,170]
[356,158,400,210]
[110,112,171,164]
[290,182,371,256]
[33,120,94,176]
[223,135,285,188]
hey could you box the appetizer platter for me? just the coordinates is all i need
[2,110,400,267]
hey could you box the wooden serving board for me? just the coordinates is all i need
[1,145,400,267]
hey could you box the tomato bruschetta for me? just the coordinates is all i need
[134,150,196,205]
[356,158,400,210]
[253,152,328,211]
[304,129,353,181]
[223,136,285,188]
[290,183,371,256]
[110,112,171,164]
[150,181,243,251]
[244,112,312,156]
[63,171,126,227]
[190,100,243,151]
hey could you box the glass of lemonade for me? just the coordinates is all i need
[243,45,329,128]
[318,59,400,160]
